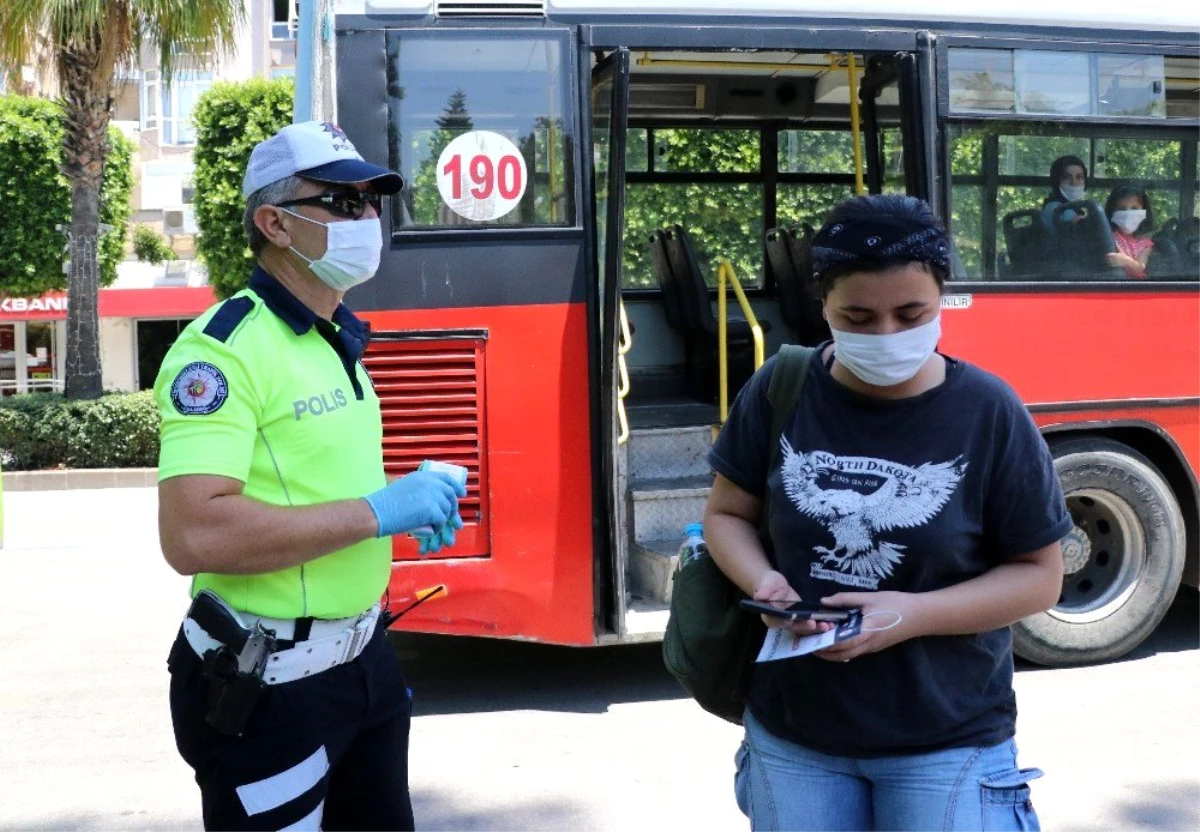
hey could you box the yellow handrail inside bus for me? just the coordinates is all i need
[616,300,632,445]
[846,53,865,196]
[716,259,765,423]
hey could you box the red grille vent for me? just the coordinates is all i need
[362,335,488,556]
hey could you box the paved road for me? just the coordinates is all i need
[0,487,1196,830]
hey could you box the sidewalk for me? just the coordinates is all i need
[0,468,157,492]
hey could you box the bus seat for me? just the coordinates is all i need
[1049,200,1124,280]
[1001,209,1049,279]
[660,224,757,401]
[1148,219,1182,278]
[1150,218,1200,280]
[769,224,830,346]
[949,239,968,281]
[648,230,688,332]
[661,225,756,343]
[764,227,793,293]
[1181,224,1200,278]
[764,226,799,326]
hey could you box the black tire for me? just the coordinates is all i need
[1012,437,1186,666]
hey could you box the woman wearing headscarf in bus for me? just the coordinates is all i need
[1104,185,1156,279]
[704,194,1069,832]
[1041,154,1089,224]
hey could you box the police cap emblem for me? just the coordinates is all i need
[171,361,229,415]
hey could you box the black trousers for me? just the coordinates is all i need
[168,623,414,831]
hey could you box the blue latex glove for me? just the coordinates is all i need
[363,470,467,538]
[418,511,465,556]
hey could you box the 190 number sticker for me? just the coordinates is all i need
[436,131,528,222]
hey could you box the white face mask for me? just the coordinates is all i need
[831,315,942,387]
[282,209,382,292]
[1059,184,1086,203]
[1110,208,1147,235]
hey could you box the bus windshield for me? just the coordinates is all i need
[386,30,575,229]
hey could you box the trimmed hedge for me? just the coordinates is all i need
[192,77,294,299]
[0,391,159,470]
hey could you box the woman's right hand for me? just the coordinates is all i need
[752,570,834,636]
[1106,251,1145,276]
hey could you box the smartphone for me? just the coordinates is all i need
[738,599,857,622]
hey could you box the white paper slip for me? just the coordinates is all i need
[754,611,863,663]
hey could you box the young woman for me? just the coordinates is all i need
[705,194,1069,832]
[1104,185,1156,278]
[1041,154,1089,224]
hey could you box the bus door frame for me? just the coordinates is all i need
[579,23,925,640]
[588,46,632,639]
[858,44,937,205]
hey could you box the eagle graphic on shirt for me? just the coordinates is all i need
[779,437,967,586]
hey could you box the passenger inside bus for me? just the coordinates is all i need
[1042,155,1090,224]
[1104,185,1156,278]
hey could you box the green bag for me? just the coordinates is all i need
[662,345,816,724]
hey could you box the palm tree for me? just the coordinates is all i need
[0,0,243,399]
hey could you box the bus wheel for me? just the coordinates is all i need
[1012,438,1186,667]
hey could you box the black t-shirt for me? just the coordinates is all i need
[708,346,1072,757]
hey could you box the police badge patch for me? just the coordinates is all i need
[171,361,229,415]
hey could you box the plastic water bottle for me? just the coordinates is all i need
[677,522,708,570]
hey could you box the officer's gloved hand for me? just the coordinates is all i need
[418,511,465,556]
[363,470,467,538]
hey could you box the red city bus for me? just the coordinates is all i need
[299,0,1199,665]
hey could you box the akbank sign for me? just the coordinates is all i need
[0,293,69,320]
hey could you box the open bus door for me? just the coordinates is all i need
[588,41,934,644]
[858,48,933,202]
[590,48,635,642]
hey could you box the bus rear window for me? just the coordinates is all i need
[386,31,575,230]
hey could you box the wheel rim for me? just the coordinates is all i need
[1048,487,1146,623]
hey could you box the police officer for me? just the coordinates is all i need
[155,121,465,831]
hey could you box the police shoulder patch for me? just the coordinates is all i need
[170,361,229,415]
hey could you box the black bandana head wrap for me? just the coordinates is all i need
[811,215,950,281]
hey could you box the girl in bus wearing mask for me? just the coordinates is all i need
[1104,185,1156,279]
[705,194,1069,832]
[1041,154,1089,224]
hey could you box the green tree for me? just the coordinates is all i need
[620,127,862,290]
[191,77,294,298]
[0,0,243,399]
[411,88,473,225]
[0,96,133,296]
[517,115,569,225]
[132,223,175,266]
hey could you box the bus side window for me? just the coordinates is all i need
[948,124,1196,283]
[945,46,1199,283]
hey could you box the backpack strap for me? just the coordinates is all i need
[758,344,817,541]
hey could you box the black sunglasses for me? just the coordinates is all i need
[277,190,382,220]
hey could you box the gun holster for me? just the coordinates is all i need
[187,590,275,737]
[200,645,266,737]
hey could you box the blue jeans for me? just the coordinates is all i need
[735,709,1042,831]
